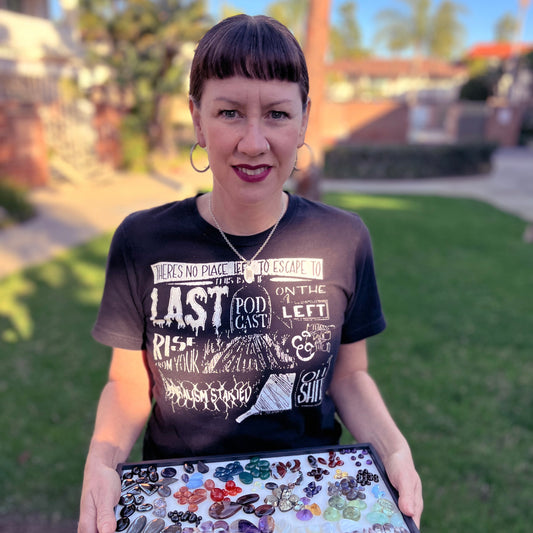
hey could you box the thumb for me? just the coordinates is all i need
[96,502,118,533]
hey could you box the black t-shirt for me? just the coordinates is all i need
[92,194,386,459]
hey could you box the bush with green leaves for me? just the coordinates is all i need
[0,180,35,227]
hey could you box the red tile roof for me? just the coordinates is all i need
[466,42,533,60]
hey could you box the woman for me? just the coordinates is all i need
[78,14,423,533]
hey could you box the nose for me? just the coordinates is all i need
[237,120,270,156]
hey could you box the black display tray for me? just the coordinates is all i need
[116,443,419,532]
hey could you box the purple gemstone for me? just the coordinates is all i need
[296,509,313,521]
[257,515,275,533]
[229,519,260,533]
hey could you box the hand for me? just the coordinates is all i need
[382,448,423,529]
[78,463,121,533]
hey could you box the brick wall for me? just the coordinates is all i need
[0,101,49,187]
[320,100,409,146]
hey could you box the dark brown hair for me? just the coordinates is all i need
[189,14,309,106]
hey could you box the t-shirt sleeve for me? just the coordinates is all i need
[340,219,386,344]
[92,220,146,350]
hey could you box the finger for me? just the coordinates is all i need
[398,475,423,529]
[96,508,118,533]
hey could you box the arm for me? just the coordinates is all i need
[329,339,423,528]
[78,348,153,533]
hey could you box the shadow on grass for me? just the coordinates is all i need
[0,233,113,520]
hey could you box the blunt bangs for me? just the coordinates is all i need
[190,15,309,106]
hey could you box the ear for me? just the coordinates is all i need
[189,97,207,148]
[297,98,311,148]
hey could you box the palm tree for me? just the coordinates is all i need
[374,0,466,60]
[266,0,308,43]
[494,13,519,42]
[298,0,331,200]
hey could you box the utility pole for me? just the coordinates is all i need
[296,0,331,200]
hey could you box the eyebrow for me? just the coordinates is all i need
[213,97,295,107]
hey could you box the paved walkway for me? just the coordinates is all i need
[0,147,532,279]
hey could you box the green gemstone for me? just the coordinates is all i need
[328,495,347,510]
[239,471,254,484]
[342,506,361,521]
[323,507,342,522]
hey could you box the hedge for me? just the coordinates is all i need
[324,142,498,180]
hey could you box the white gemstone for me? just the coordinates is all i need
[244,264,255,283]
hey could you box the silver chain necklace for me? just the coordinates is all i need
[208,194,285,283]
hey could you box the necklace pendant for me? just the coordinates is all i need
[244,263,255,283]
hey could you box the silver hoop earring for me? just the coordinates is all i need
[190,142,210,173]
[294,142,315,172]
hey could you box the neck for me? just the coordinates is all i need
[203,192,288,236]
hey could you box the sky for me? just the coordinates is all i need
[207,0,533,55]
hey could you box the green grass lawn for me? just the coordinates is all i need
[0,193,531,531]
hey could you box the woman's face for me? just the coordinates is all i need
[190,76,310,206]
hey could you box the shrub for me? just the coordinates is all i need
[0,179,36,227]
[459,75,493,101]
[119,114,149,173]
[324,142,498,180]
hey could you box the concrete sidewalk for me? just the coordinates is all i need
[0,147,532,279]
[322,146,533,224]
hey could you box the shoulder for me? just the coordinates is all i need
[116,196,197,239]
[122,196,195,228]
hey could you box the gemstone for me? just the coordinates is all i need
[158,485,172,497]
[127,516,147,533]
[239,472,254,485]
[242,504,256,514]
[277,499,293,512]
[342,506,361,521]
[209,501,242,520]
[264,482,278,490]
[376,498,396,516]
[244,265,255,283]
[365,511,389,525]
[183,462,195,474]
[197,460,210,474]
[254,504,275,517]
[210,487,226,502]
[136,503,153,512]
[115,517,129,531]
[323,507,342,522]
[272,463,287,478]
[229,519,260,533]
[295,509,313,521]
[257,515,275,533]
[120,504,136,518]
[213,520,229,532]
[187,473,204,489]
[139,483,158,496]
[328,495,347,510]
[162,527,182,533]
[236,493,260,506]
[161,467,177,478]
[121,478,136,491]
[350,499,367,510]
[308,503,322,516]
[119,494,134,506]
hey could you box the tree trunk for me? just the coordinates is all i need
[296,0,331,201]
